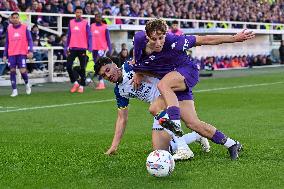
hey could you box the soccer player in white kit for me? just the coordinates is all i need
[95,57,210,160]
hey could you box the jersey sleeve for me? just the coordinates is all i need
[114,85,129,109]
[133,31,147,63]
[170,34,196,52]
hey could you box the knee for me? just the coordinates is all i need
[149,104,160,116]
[20,69,27,74]
[157,80,167,92]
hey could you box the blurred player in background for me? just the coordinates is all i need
[65,6,92,93]
[168,20,183,36]
[91,12,112,90]
[3,12,33,97]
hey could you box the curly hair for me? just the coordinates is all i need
[94,57,113,75]
[145,18,168,37]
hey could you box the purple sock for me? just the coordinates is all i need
[166,106,180,120]
[10,71,17,90]
[211,130,228,145]
[21,72,29,84]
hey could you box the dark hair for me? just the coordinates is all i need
[32,24,38,29]
[75,6,83,11]
[11,12,19,17]
[94,57,113,74]
[145,18,168,37]
[172,20,178,25]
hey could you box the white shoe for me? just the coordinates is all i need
[172,147,194,160]
[10,89,18,97]
[26,83,31,95]
[197,137,210,152]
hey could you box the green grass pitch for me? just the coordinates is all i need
[0,67,283,188]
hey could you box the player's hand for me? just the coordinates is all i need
[128,59,135,65]
[131,73,143,90]
[233,29,255,42]
[64,48,69,56]
[27,52,33,59]
[105,146,118,155]
[3,56,7,63]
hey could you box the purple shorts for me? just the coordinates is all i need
[175,63,199,101]
[8,55,27,69]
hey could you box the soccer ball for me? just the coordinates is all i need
[146,150,175,177]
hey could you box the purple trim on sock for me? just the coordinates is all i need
[21,72,29,84]
[166,106,180,120]
[211,130,228,145]
[10,71,17,89]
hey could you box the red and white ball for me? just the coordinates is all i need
[146,150,175,177]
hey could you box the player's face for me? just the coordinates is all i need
[172,24,178,30]
[75,9,83,19]
[10,14,20,25]
[99,63,120,83]
[95,14,102,23]
[147,31,166,52]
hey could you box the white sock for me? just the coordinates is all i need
[182,131,201,144]
[172,120,181,127]
[170,139,178,152]
[224,138,236,148]
[79,86,83,89]
[173,135,188,149]
[99,79,104,84]
[74,81,78,85]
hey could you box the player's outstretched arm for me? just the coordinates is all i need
[105,108,129,155]
[195,29,255,46]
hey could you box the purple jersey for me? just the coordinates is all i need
[133,31,196,79]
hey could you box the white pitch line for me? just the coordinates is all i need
[194,81,284,93]
[0,99,115,113]
[0,106,17,109]
[0,81,283,114]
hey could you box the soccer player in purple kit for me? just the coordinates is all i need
[132,19,255,160]
[65,6,92,93]
[3,12,33,97]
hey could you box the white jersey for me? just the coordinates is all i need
[114,63,160,109]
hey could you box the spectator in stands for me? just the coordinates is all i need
[50,0,60,13]
[168,20,184,36]
[0,15,8,75]
[63,3,74,28]
[106,43,119,57]
[0,0,12,11]
[54,34,67,72]
[41,3,57,27]
[229,56,241,68]
[121,43,127,50]
[84,2,93,15]
[0,15,8,38]
[0,0,19,11]
[279,40,284,64]
[91,12,112,90]
[31,24,40,41]
[28,39,45,73]
[117,48,129,68]
[65,6,92,93]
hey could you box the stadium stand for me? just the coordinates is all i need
[0,0,283,84]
